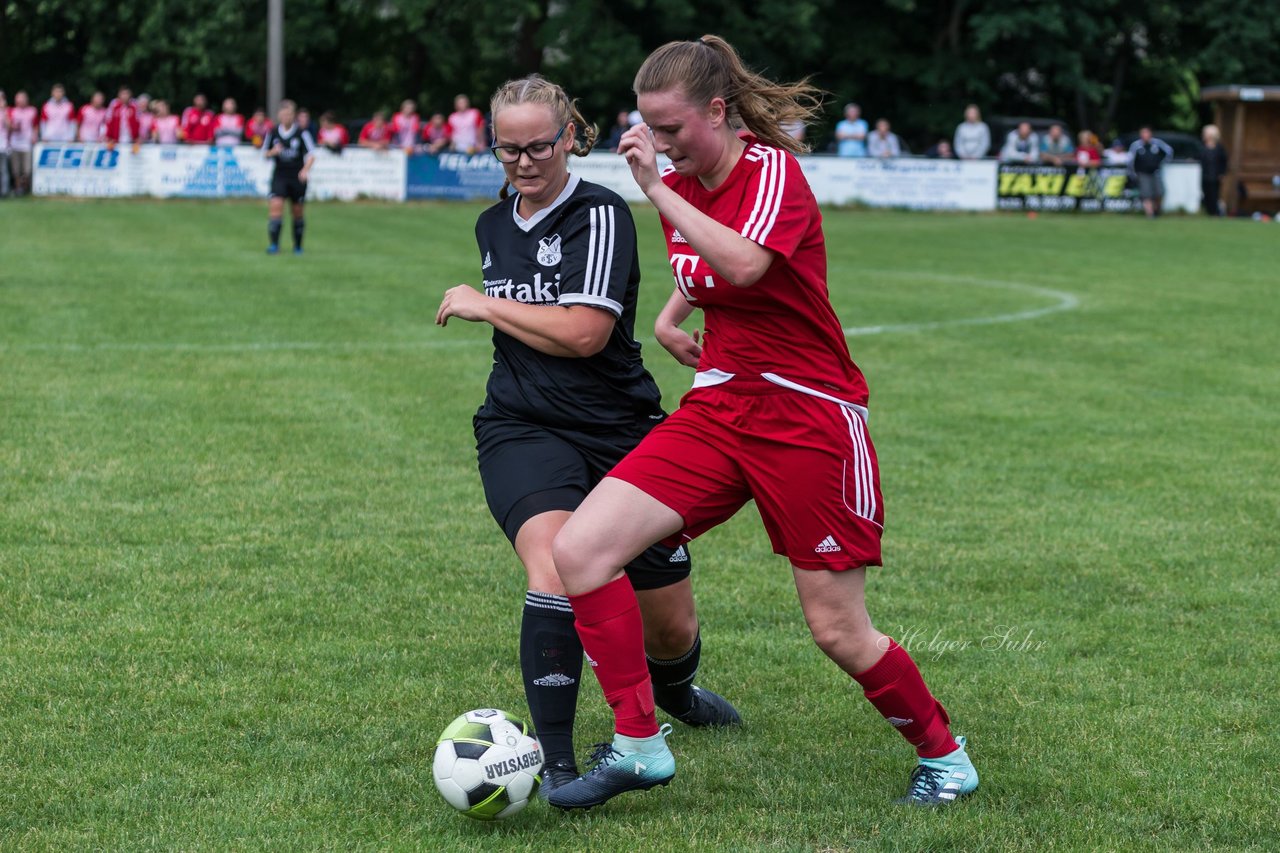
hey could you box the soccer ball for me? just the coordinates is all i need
[433,708,543,820]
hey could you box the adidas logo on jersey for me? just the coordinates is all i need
[668,545,689,563]
[532,672,577,687]
[814,535,842,553]
[670,229,688,244]
[482,251,492,270]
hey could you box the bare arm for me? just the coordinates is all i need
[436,286,615,358]
[654,288,702,368]
[618,124,774,287]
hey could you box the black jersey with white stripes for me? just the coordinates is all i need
[473,174,664,431]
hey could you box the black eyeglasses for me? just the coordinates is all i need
[490,124,568,163]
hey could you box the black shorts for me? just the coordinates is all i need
[271,172,307,203]
[474,414,691,590]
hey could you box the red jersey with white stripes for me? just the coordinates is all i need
[660,137,869,408]
[213,113,244,145]
[41,98,77,142]
[76,105,106,142]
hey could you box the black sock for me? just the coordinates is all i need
[292,217,305,249]
[520,591,582,768]
[648,632,701,716]
[268,217,282,247]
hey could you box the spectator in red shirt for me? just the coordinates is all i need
[247,108,273,147]
[317,111,349,152]
[0,90,12,198]
[447,94,486,154]
[151,100,181,144]
[40,84,77,142]
[103,86,141,151]
[135,93,154,143]
[213,97,244,146]
[390,99,420,152]
[420,112,451,154]
[181,94,214,143]
[77,91,107,142]
[358,111,392,150]
[1075,130,1102,167]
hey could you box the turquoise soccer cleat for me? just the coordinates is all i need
[547,724,676,810]
[897,735,979,806]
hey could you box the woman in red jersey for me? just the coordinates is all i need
[547,35,980,811]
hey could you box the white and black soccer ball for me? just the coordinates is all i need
[433,708,543,820]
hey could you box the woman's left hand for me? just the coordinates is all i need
[436,284,490,326]
[617,123,662,195]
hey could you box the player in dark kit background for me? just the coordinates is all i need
[435,74,740,798]
[262,99,316,255]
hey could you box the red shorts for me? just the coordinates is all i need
[608,381,884,570]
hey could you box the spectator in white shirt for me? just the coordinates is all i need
[953,104,990,159]
[867,118,901,158]
[41,84,78,142]
[999,122,1039,163]
[7,90,38,196]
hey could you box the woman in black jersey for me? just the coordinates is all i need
[435,75,739,796]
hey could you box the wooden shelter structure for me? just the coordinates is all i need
[1201,85,1280,215]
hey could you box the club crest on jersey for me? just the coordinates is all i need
[537,235,562,267]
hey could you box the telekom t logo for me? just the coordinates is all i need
[671,253,715,301]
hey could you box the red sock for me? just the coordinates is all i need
[567,575,657,738]
[853,639,958,759]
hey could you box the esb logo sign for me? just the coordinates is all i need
[37,146,119,170]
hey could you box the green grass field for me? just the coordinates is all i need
[1,198,1277,851]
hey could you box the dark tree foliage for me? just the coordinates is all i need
[2,0,1277,147]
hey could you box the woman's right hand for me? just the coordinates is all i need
[656,324,702,368]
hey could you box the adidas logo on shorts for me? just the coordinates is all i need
[668,545,689,563]
[814,535,842,554]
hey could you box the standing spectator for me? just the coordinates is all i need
[1075,131,1102,166]
[358,111,392,150]
[7,91,39,196]
[447,94,486,154]
[1198,124,1228,217]
[317,111,349,152]
[782,118,806,144]
[0,91,11,198]
[1128,126,1174,219]
[103,85,140,151]
[213,98,244,146]
[296,108,312,136]
[1102,138,1130,167]
[135,93,154,143]
[953,104,990,159]
[925,139,955,159]
[834,103,868,157]
[390,99,420,151]
[247,108,273,147]
[181,94,214,143]
[77,92,108,142]
[604,110,630,151]
[420,112,450,154]
[151,100,181,144]
[40,84,78,142]
[999,122,1039,163]
[1039,123,1074,166]
[867,118,901,158]
[103,86,141,151]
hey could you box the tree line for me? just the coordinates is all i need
[3,0,1277,148]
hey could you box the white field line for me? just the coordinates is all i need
[3,273,1079,354]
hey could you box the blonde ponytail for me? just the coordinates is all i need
[633,34,823,154]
